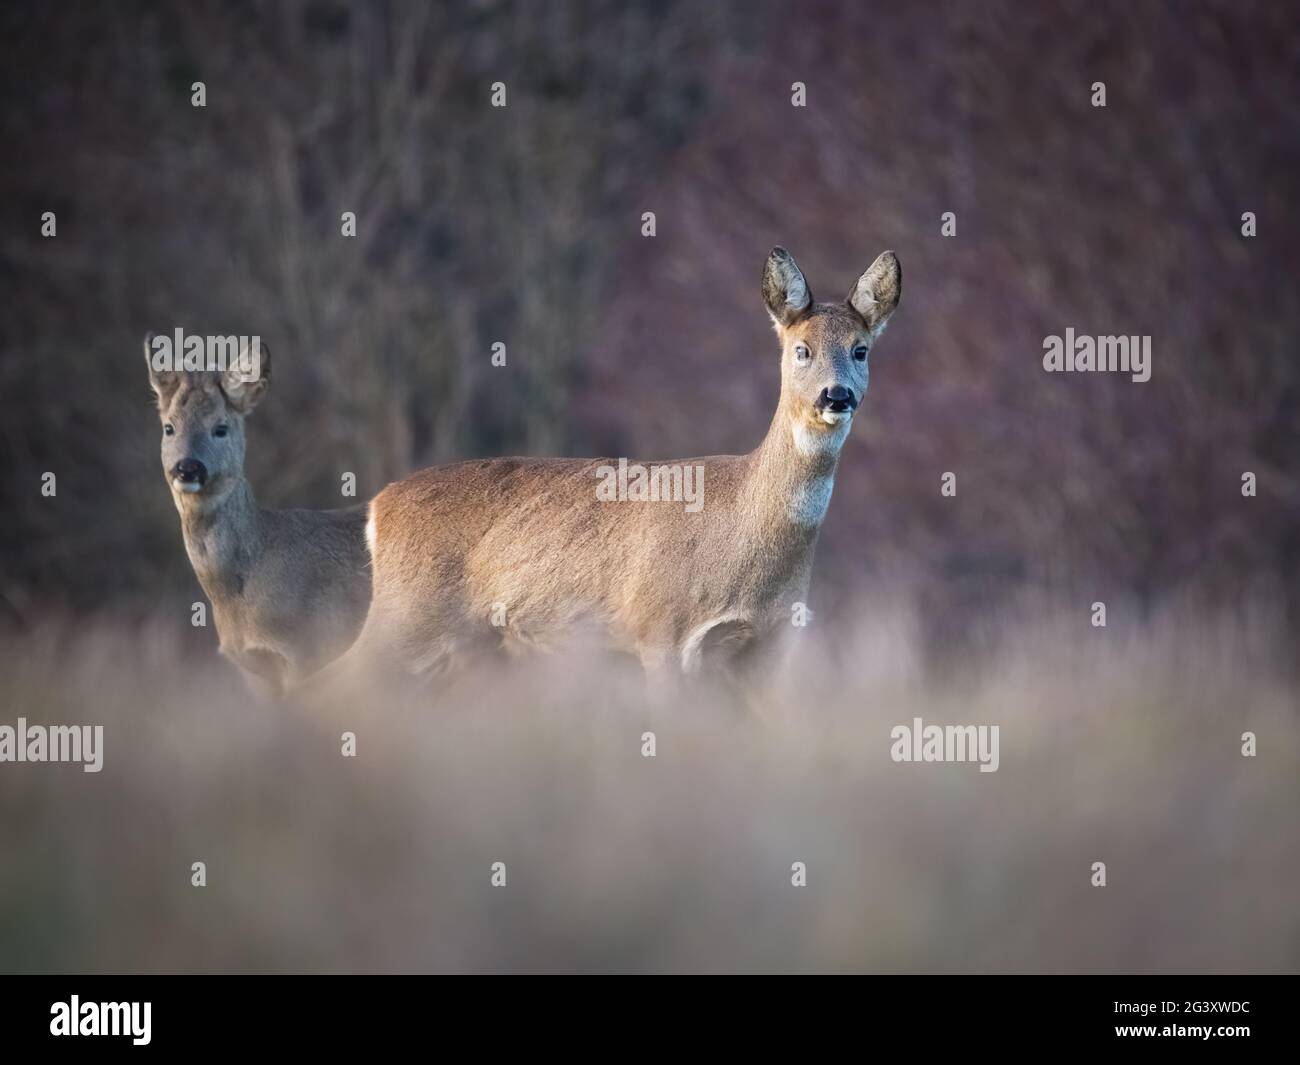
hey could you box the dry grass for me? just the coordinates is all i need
[0,602,1294,973]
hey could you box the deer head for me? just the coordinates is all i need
[762,247,901,454]
[143,334,271,505]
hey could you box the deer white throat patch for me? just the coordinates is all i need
[791,418,849,457]
[789,474,835,525]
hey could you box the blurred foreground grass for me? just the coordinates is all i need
[0,604,1295,973]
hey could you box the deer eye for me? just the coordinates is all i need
[794,343,811,363]
[853,345,868,361]
[213,424,229,438]
[163,424,175,436]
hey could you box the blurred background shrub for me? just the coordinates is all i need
[0,0,1295,653]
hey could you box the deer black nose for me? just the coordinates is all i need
[816,385,857,413]
[174,458,207,485]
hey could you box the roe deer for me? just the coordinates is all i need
[144,336,372,696]
[346,248,900,692]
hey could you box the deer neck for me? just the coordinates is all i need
[741,396,849,540]
[175,476,264,601]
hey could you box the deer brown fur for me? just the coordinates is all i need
[145,337,372,696]
[346,248,900,691]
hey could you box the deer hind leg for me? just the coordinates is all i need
[347,594,507,693]
[290,602,446,706]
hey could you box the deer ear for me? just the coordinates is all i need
[143,331,181,406]
[848,250,901,339]
[221,339,271,414]
[762,247,813,327]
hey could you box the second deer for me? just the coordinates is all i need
[146,337,372,696]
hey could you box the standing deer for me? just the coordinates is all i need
[145,336,372,696]
[345,248,900,692]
